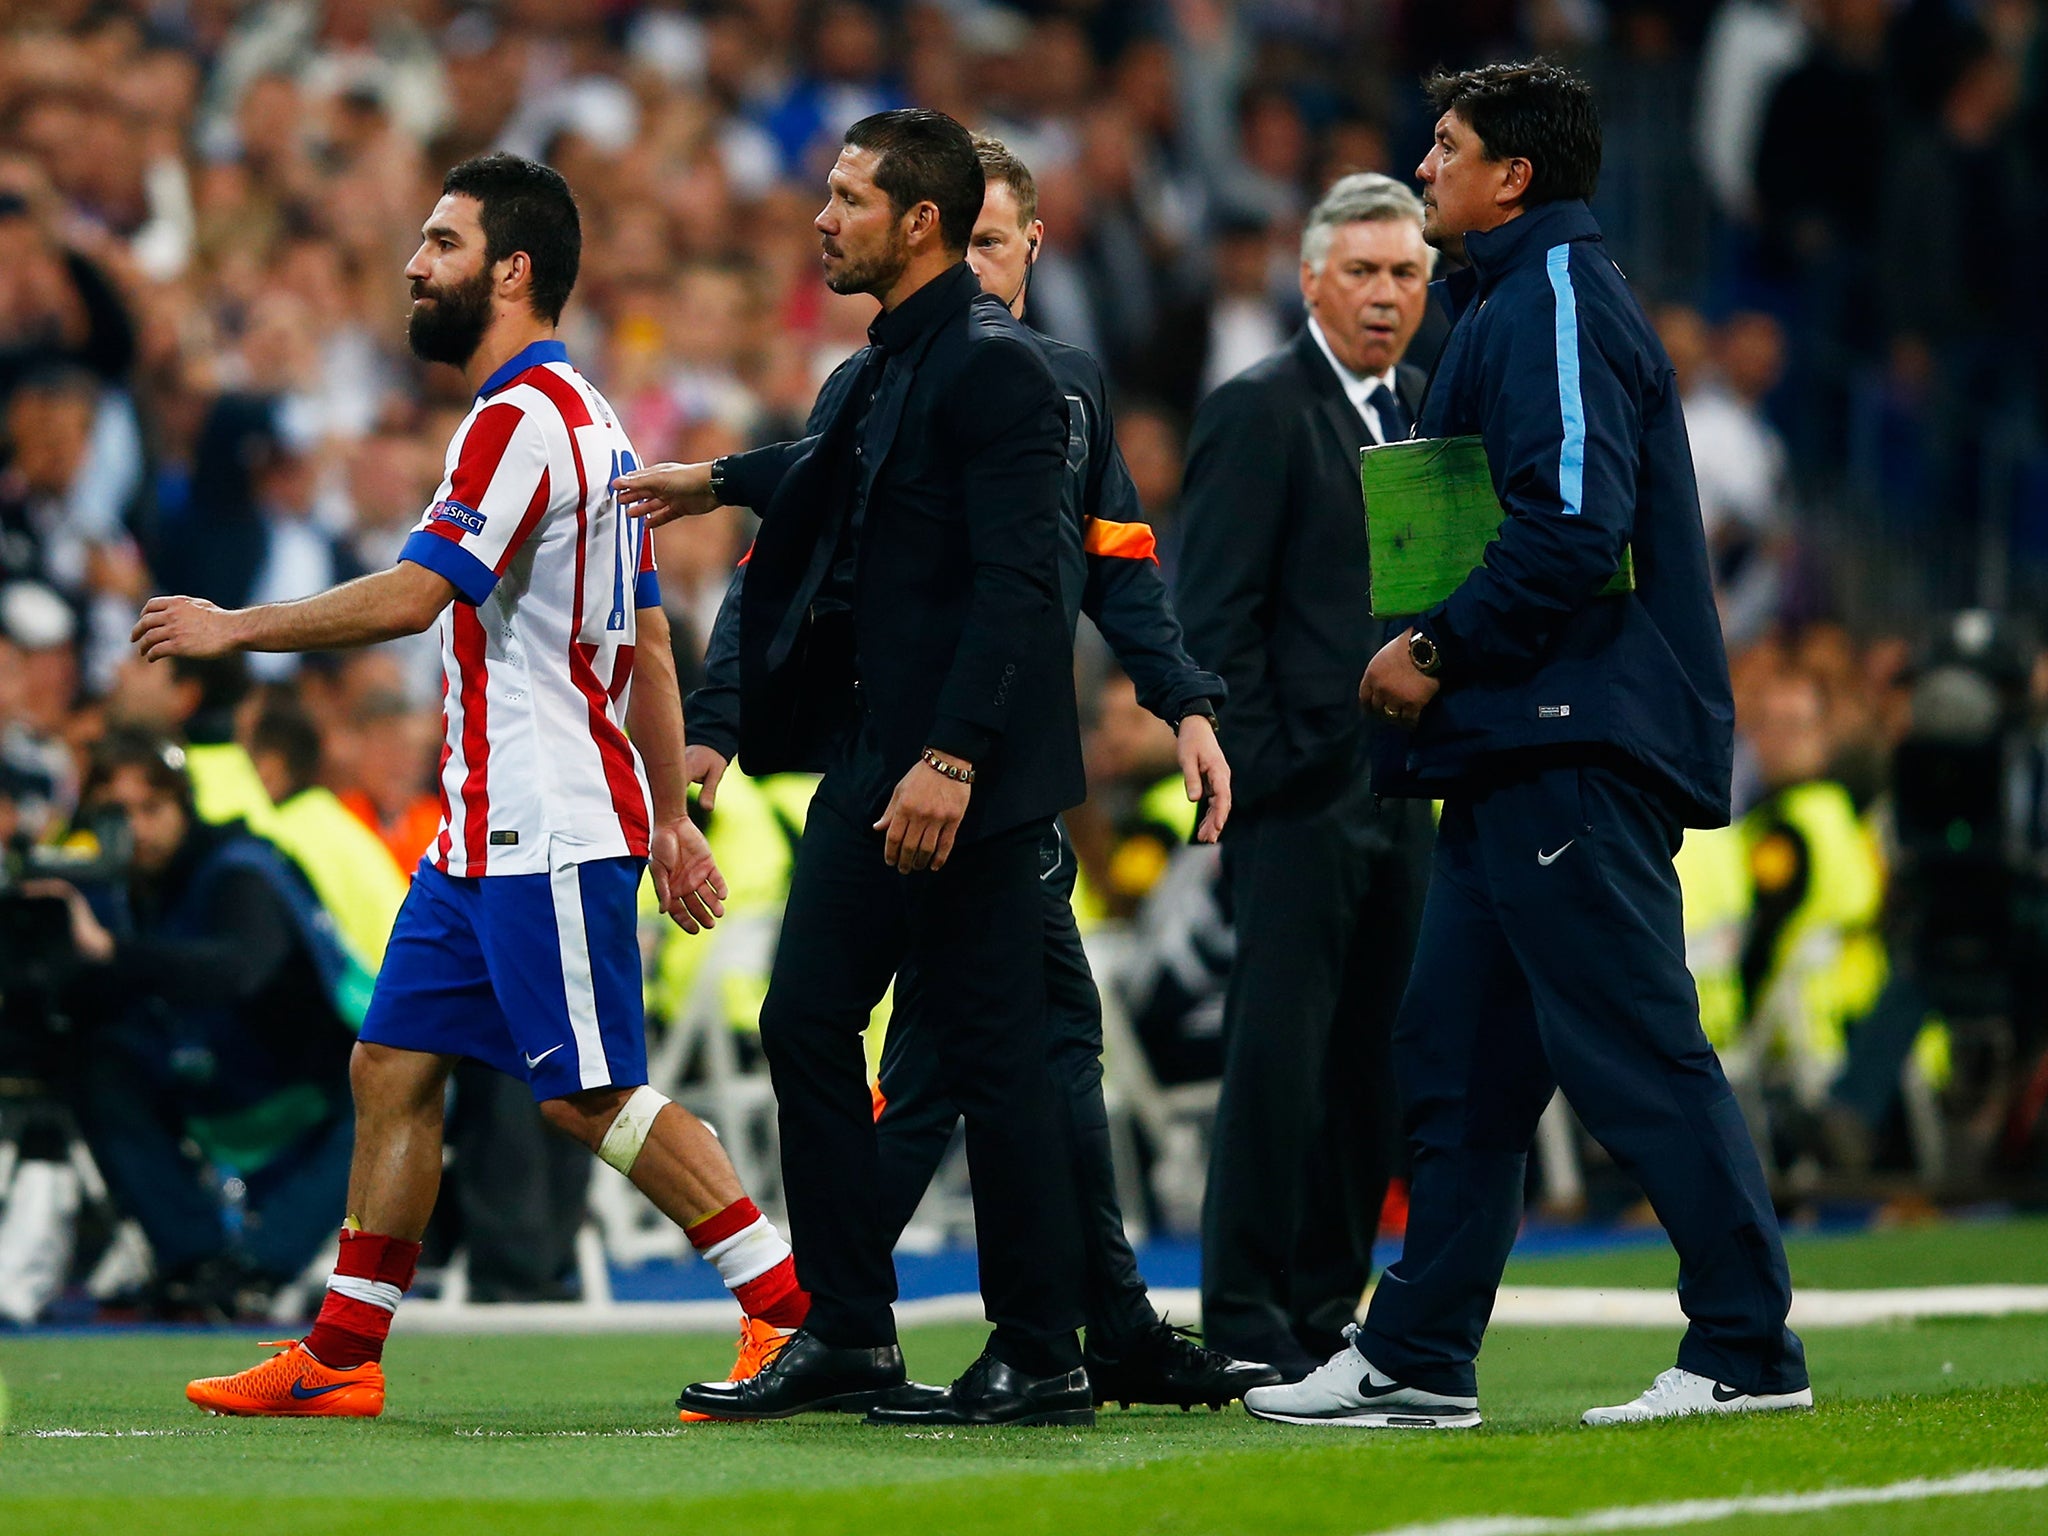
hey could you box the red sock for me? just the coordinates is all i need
[302,1229,422,1368]
[735,1256,810,1329]
[686,1198,811,1329]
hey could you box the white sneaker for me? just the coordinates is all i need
[1242,1329,1481,1429]
[1582,1367,1814,1426]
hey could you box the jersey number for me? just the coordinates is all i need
[607,448,643,632]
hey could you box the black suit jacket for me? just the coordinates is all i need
[1174,328,1424,813]
[718,263,1084,843]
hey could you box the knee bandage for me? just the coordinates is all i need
[597,1085,671,1175]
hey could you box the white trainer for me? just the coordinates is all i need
[1582,1367,1814,1426]
[1243,1329,1481,1429]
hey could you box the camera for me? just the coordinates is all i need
[0,809,131,1080]
[1888,611,2041,1014]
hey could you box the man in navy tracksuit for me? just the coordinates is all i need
[1245,61,1812,1430]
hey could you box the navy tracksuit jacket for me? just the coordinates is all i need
[1355,200,1808,1398]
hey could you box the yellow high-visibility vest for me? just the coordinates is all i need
[1740,780,1889,1077]
[266,786,409,974]
[1675,824,1749,1050]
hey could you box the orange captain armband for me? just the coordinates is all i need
[1081,517,1159,563]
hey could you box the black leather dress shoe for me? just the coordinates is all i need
[1085,1320,1284,1409]
[864,1351,1095,1427]
[676,1328,906,1420]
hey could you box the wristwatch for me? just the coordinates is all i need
[1408,630,1443,677]
[708,456,731,505]
[1173,701,1219,735]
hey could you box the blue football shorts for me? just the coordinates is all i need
[361,856,648,1102]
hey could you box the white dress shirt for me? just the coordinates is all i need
[1307,316,1405,444]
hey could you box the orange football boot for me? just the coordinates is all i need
[186,1339,386,1417]
[678,1317,790,1422]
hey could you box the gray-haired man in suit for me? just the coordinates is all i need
[1176,174,1436,1380]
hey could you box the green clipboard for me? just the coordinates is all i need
[1359,434,1634,618]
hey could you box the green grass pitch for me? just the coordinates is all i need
[3,1219,2046,1535]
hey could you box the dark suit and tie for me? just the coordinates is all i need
[1176,318,1434,1378]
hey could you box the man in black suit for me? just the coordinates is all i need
[614,110,1093,1427]
[1175,173,1436,1380]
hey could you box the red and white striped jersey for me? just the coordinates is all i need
[398,341,658,877]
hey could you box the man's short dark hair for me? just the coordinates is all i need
[1424,60,1601,207]
[971,133,1037,227]
[250,702,324,801]
[440,152,582,323]
[843,109,984,254]
[170,654,250,721]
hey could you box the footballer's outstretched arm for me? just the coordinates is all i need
[132,562,457,661]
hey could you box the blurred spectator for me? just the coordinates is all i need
[1142,209,1290,413]
[1735,667,1888,1116]
[1754,0,1891,279]
[0,593,77,839]
[201,0,449,152]
[1661,305,1796,646]
[1695,0,1809,222]
[248,698,406,975]
[106,651,270,828]
[45,732,356,1320]
[1580,1,1714,300]
[0,367,149,689]
[1878,23,2025,361]
[1114,398,1186,534]
[0,174,140,399]
[0,581,83,825]
[335,687,441,874]
[239,428,365,681]
[758,1,904,180]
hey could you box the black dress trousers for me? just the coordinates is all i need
[873,818,1157,1347]
[1200,770,1429,1369]
[758,792,1087,1376]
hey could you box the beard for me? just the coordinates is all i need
[407,265,495,366]
[823,226,910,298]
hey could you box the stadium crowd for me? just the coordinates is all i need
[2,0,2047,1323]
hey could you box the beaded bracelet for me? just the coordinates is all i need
[920,748,975,784]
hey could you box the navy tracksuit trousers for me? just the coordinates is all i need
[1354,759,1809,1398]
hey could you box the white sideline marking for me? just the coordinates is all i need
[452,1427,687,1438]
[1489,1285,2048,1329]
[1359,1467,2048,1536]
[391,1291,1005,1335]
[385,1284,2048,1335]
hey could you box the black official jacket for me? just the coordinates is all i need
[1175,328,1424,814]
[704,262,1084,843]
[691,326,1224,768]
